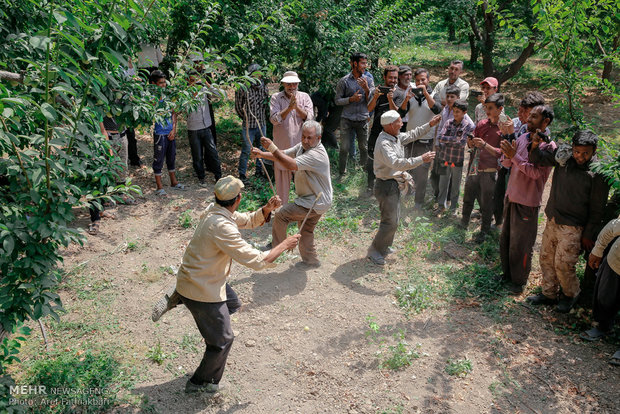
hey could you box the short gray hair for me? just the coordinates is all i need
[302,120,322,137]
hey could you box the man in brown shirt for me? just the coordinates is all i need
[151,175,300,394]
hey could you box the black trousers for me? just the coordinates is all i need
[593,256,620,332]
[500,201,539,286]
[180,284,242,385]
[126,128,141,166]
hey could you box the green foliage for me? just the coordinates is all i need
[394,279,436,317]
[445,357,473,378]
[23,349,127,413]
[380,330,420,370]
[0,324,31,371]
[178,209,194,229]
[146,341,175,365]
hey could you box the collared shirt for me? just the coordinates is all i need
[436,105,454,141]
[235,82,269,129]
[502,132,556,207]
[187,87,213,131]
[137,43,163,68]
[373,123,431,179]
[269,91,314,151]
[176,203,275,303]
[432,77,470,103]
[592,217,620,275]
[334,72,375,121]
[473,119,502,170]
[283,143,333,214]
[405,86,441,143]
[437,115,475,166]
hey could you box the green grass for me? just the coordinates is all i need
[445,357,473,378]
[394,275,436,317]
[18,347,135,413]
[178,209,194,229]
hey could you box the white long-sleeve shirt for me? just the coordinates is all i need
[373,123,432,179]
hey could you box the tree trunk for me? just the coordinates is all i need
[468,34,479,64]
[601,34,619,82]
[448,22,456,42]
[496,40,537,85]
[481,2,496,77]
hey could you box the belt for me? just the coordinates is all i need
[480,168,497,173]
[108,131,126,138]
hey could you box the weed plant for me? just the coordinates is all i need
[445,358,473,378]
[178,209,194,229]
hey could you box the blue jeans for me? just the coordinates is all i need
[238,125,267,178]
[152,133,176,176]
[188,128,221,181]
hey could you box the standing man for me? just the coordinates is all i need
[405,68,442,210]
[270,71,314,203]
[474,77,499,124]
[367,110,440,265]
[252,121,333,268]
[187,73,221,186]
[366,65,401,191]
[460,93,504,242]
[526,130,608,312]
[151,176,300,394]
[235,64,269,182]
[334,52,374,177]
[432,60,470,106]
[393,65,413,131]
[499,105,556,294]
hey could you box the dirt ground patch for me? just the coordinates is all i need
[10,60,620,413]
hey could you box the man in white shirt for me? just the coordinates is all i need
[432,60,470,106]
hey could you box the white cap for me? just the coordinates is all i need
[380,110,401,126]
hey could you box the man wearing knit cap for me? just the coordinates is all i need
[270,71,314,204]
[151,175,300,394]
[368,110,440,265]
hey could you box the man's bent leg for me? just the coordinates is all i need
[298,210,322,264]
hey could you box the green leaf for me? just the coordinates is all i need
[53,10,67,24]
[3,237,14,255]
[40,103,57,122]
[29,36,51,50]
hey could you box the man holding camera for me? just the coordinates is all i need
[404,68,442,210]
[498,105,556,294]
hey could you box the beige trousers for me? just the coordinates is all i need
[272,202,322,264]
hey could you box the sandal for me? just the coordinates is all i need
[580,327,607,342]
[609,350,620,366]
[100,211,116,220]
[155,189,167,197]
[87,221,100,235]
[171,183,187,191]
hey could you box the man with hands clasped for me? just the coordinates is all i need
[270,71,314,204]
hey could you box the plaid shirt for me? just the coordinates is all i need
[235,81,268,128]
[436,115,474,166]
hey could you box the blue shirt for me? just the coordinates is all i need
[154,99,173,135]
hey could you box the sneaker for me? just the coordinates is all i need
[295,260,321,269]
[474,231,487,243]
[507,283,524,295]
[198,179,208,188]
[580,327,607,342]
[185,380,222,394]
[152,285,181,322]
[367,254,385,266]
[556,293,578,313]
[526,293,557,306]
[386,247,397,255]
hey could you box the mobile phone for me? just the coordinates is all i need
[499,113,508,123]
[537,131,550,143]
[470,90,483,97]
[412,87,424,98]
[378,86,391,94]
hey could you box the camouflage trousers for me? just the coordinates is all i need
[539,217,583,298]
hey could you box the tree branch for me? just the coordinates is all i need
[0,71,24,83]
[497,40,537,85]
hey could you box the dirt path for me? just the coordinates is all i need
[11,122,619,414]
